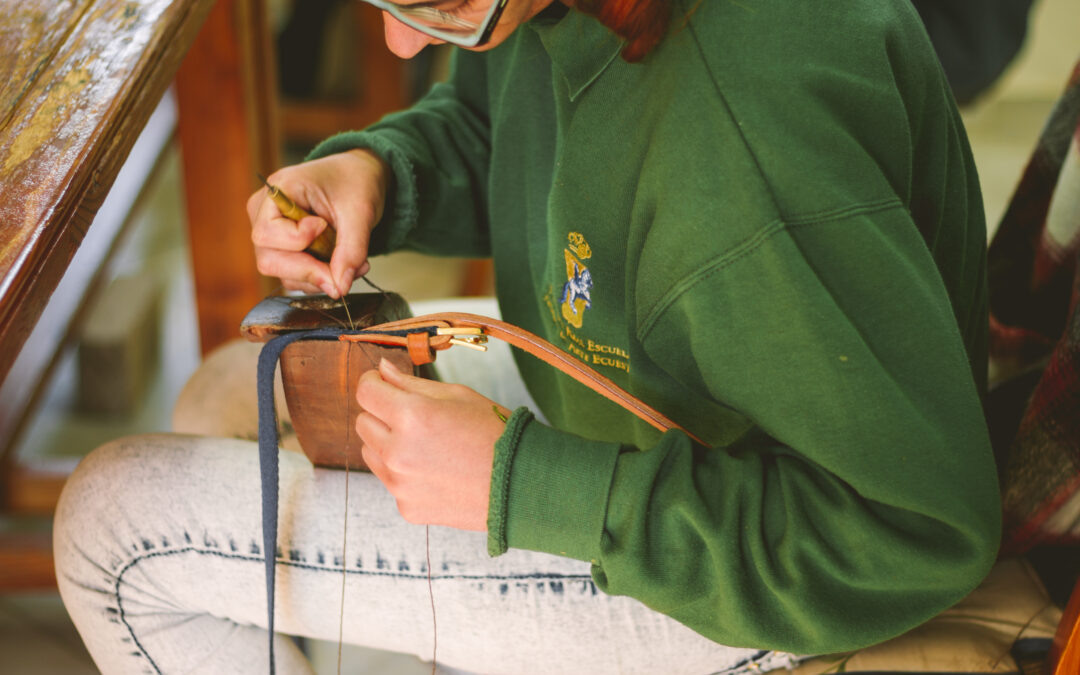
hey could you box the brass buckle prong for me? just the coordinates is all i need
[449,337,488,352]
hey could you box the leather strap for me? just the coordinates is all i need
[256,328,346,674]
[339,312,706,445]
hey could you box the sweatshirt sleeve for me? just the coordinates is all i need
[487,204,1001,655]
[306,49,493,258]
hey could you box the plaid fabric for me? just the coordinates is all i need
[988,57,1080,555]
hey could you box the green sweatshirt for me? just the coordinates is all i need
[310,0,1000,656]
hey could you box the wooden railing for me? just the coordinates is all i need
[0,0,218,590]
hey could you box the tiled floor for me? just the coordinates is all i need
[3,2,1078,672]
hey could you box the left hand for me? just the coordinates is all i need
[355,358,513,531]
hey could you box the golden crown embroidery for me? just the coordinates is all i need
[560,232,593,329]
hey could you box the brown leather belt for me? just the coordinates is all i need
[340,312,706,445]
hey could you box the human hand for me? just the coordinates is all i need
[354,359,513,531]
[246,149,389,298]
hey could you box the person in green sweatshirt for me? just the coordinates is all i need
[54,1,1001,673]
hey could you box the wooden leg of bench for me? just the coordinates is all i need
[2,459,77,517]
[0,459,74,590]
[0,531,55,590]
[175,0,279,356]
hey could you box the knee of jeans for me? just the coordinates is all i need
[53,437,155,575]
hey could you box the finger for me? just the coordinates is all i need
[266,170,317,206]
[282,279,324,295]
[253,214,330,253]
[248,190,284,250]
[246,186,269,224]
[355,368,413,423]
[329,200,378,297]
[254,247,336,296]
[295,215,333,249]
[377,358,469,399]
[355,408,391,447]
[356,412,393,483]
[359,437,392,487]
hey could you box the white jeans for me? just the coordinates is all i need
[53,299,795,675]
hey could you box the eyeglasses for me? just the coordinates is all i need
[361,0,511,48]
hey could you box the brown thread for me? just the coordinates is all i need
[334,335,438,673]
[427,525,437,674]
[337,341,352,675]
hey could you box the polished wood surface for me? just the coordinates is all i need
[0,98,175,469]
[0,0,215,385]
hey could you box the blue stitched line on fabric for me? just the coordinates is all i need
[113,543,597,674]
[726,650,772,671]
[114,545,596,584]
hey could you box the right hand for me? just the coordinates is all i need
[247,149,389,298]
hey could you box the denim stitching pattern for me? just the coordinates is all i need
[114,544,596,672]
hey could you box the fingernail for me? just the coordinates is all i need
[340,268,355,294]
[320,282,337,298]
[379,358,399,373]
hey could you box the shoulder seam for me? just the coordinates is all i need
[636,199,905,341]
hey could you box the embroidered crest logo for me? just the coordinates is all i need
[560,232,593,328]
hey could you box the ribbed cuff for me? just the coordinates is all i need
[487,411,622,563]
[305,131,418,255]
[487,407,533,556]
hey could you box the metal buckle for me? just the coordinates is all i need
[438,327,489,351]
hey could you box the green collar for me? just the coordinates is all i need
[529,3,623,102]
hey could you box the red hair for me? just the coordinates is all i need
[574,0,673,62]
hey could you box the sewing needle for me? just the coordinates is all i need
[340,289,355,331]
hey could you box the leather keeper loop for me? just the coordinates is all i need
[407,331,435,365]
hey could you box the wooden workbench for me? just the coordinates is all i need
[1,0,213,392]
[0,0,266,589]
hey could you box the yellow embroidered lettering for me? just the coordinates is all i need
[592,354,629,372]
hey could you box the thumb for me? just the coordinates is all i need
[297,214,334,263]
[378,358,443,396]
